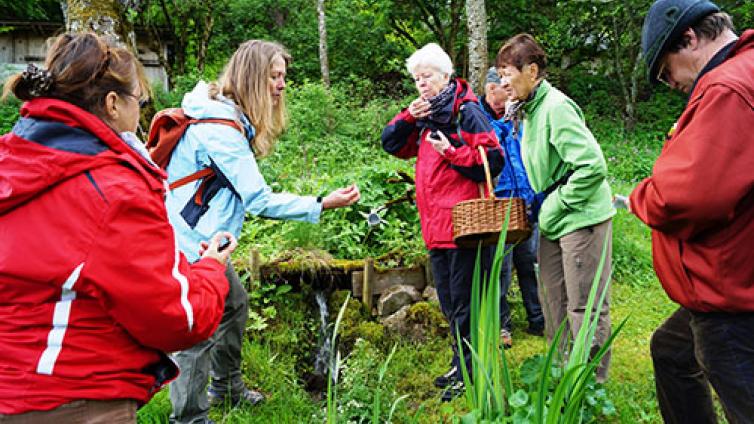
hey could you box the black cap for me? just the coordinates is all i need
[641,0,720,84]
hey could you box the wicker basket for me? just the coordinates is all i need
[452,146,532,248]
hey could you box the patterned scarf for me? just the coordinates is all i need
[427,80,457,126]
[503,81,541,137]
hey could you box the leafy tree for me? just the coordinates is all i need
[137,0,230,84]
[0,0,63,21]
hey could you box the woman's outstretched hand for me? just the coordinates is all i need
[322,184,361,209]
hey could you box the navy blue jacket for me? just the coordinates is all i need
[479,101,536,206]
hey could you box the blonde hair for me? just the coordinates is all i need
[209,40,290,158]
[406,43,454,76]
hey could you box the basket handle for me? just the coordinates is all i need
[477,145,494,200]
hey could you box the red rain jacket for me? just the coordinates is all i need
[0,98,229,414]
[382,78,502,249]
[630,30,754,312]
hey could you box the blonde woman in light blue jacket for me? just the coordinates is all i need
[165,40,359,424]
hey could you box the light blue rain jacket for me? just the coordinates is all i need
[165,81,321,262]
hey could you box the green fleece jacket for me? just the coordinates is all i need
[521,80,614,240]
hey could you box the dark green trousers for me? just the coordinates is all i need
[169,263,248,424]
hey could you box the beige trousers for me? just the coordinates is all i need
[538,219,612,382]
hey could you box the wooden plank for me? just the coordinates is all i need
[352,266,426,297]
[249,249,261,283]
[424,258,435,287]
[362,258,374,315]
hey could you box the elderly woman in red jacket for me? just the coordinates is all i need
[381,42,503,401]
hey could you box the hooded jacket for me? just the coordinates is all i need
[381,78,503,249]
[165,82,322,262]
[520,80,615,240]
[0,98,229,414]
[630,30,754,312]
[478,102,536,207]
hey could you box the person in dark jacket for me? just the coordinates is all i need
[381,42,503,401]
[479,68,544,349]
[478,67,507,120]
[0,33,234,423]
[631,1,754,422]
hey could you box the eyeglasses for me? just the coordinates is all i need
[656,59,671,88]
[120,91,150,109]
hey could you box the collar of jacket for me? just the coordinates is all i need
[419,78,478,130]
[427,80,458,126]
[523,79,550,115]
[21,98,166,191]
[687,29,754,103]
[479,95,504,120]
[687,39,737,103]
[729,29,754,57]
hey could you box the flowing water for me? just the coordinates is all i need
[313,290,332,376]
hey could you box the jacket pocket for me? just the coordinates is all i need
[180,159,238,228]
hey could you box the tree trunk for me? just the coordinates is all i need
[465,0,487,93]
[64,0,137,53]
[626,50,643,132]
[196,3,215,74]
[317,0,330,89]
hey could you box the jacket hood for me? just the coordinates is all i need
[0,98,163,213]
[183,81,241,121]
[452,77,479,112]
[182,81,256,139]
[730,29,754,57]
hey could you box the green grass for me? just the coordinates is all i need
[137,262,678,423]
[136,194,713,423]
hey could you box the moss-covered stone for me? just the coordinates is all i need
[329,289,357,315]
[406,301,449,340]
[352,321,385,346]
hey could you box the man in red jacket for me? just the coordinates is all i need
[630,1,754,422]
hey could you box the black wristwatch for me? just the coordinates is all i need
[316,196,323,203]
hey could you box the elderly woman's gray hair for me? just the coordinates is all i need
[406,43,454,76]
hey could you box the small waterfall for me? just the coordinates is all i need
[313,290,332,376]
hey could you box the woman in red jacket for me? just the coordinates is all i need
[381,43,503,402]
[0,33,234,423]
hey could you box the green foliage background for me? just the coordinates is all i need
[2,0,750,422]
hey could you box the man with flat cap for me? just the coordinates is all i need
[477,67,544,349]
[629,1,754,422]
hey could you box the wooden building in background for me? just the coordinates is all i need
[0,20,170,88]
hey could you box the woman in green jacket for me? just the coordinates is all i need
[496,34,615,382]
